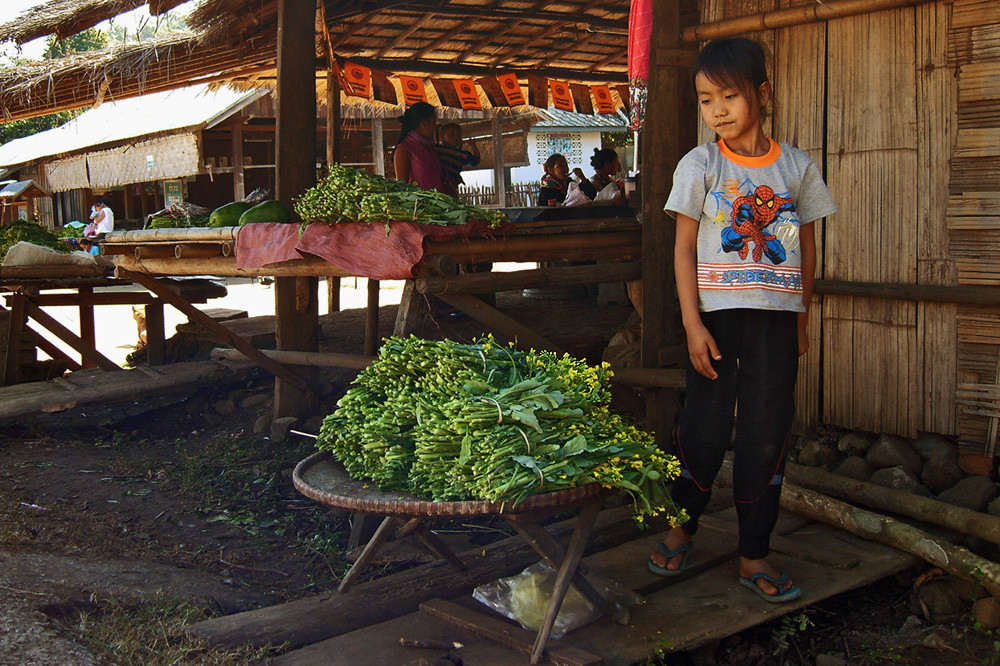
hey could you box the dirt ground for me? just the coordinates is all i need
[2,289,999,665]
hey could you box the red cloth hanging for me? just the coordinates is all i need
[627,0,652,130]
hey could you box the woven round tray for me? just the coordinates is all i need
[293,450,611,518]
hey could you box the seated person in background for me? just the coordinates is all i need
[537,153,597,205]
[437,123,480,198]
[587,148,625,201]
[90,199,115,240]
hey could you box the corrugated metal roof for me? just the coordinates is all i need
[531,108,628,131]
[0,179,49,198]
[0,83,267,170]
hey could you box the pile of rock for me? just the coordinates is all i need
[795,431,1000,515]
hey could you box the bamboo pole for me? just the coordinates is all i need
[107,228,239,243]
[416,262,641,295]
[113,255,354,278]
[785,460,1000,546]
[718,461,1000,597]
[683,0,939,43]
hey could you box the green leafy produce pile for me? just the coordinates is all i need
[148,215,210,229]
[1,219,70,259]
[317,336,684,521]
[294,165,507,230]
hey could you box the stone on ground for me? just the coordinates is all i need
[870,466,922,492]
[837,431,873,456]
[937,476,999,511]
[833,456,875,481]
[866,434,923,473]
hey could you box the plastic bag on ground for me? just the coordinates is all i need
[472,561,641,640]
[562,181,592,207]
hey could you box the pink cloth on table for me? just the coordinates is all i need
[235,220,504,281]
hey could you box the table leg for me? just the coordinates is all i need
[78,287,96,369]
[528,498,603,664]
[144,301,165,365]
[365,278,380,356]
[2,295,26,384]
[507,508,609,613]
[338,516,398,593]
[407,521,466,571]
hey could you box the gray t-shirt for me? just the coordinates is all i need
[664,139,837,313]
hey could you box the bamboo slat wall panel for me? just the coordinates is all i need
[824,8,920,436]
[949,0,1000,453]
[772,1,827,433]
[87,134,200,189]
[917,1,958,436]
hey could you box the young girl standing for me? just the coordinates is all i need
[648,37,837,602]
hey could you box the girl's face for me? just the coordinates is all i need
[695,72,768,148]
[551,157,569,179]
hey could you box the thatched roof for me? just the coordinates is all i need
[0,0,679,123]
[0,0,188,46]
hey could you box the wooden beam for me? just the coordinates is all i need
[375,13,435,58]
[23,301,121,372]
[275,0,321,418]
[683,0,939,43]
[392,3,627,31]
[145,301,166,365]
[434,293,563,354]
[117,269,310,394]
[814,279,1000,306]
[640,0,695,448]
[416,262,641,295]
[233,120,246,201]
[2,295,26,384]
[491,113,506,207]
[77,286,97,370]
[211,347,376,369]
[365,278,380,356]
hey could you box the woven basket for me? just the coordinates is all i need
[293,450,611,518]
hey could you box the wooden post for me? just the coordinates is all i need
[2,294,26,384]
[365,278,380,356]
[372,117,385,175]
[78,286,97,370]
[491,112,506,207]
[275,0,320,418]
[233,119,246,201]
[145,300,165,366]
[326,69,342,314]
[640,0,696,447]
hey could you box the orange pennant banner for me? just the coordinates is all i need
[430,78,462,108]
[591,84,617,114]
[549,80,574,112]
[452,79,482,110]
[497,72,526,106]
[570,84,594,115]
[342,61,372,98]
[399,75,428,106]
[527,75,548,108]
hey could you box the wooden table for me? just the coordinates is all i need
[293,450,614,663]
[0,264,226,384]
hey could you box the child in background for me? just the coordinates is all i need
[648,37,837,603]
[437,123,480,198]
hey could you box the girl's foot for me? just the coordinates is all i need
[649,527,691,572]
[739,557,796,596]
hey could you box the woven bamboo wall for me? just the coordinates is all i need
[87,133,200,189]
[692,0,964,442]
[949,0,1000,453]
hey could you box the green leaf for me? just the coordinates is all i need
[511,455,539,470]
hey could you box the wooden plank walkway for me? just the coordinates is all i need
[232,507,916,665]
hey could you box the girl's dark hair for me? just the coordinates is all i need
[396,102,436,146]
[590,148,618,171]
[543,153,566,170]
[692,37,771,114]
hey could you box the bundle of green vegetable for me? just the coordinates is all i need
[1,219,70,259]
[317,336,685,522]
[294,165,507,231]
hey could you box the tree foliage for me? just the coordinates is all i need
[43,28,109,59]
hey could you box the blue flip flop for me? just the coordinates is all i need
[739,572,802,603]
[647,542,691,577]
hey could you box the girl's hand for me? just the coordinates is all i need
[572,167,587,181]
[797,312,809,356]
[687,322,721,379]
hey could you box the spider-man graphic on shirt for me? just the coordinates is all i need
[721,184,795,265]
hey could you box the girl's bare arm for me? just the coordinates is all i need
[675,213,720,379]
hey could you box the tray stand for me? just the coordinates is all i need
[293,452,613,664]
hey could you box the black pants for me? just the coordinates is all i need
[672,308,799,560]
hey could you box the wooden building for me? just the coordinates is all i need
[1,0,999,453]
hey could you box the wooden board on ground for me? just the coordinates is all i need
[0,359,255,420]
[177,314,276,347]
[272,512,917,665]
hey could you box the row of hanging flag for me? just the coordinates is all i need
[333,60,630,115]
